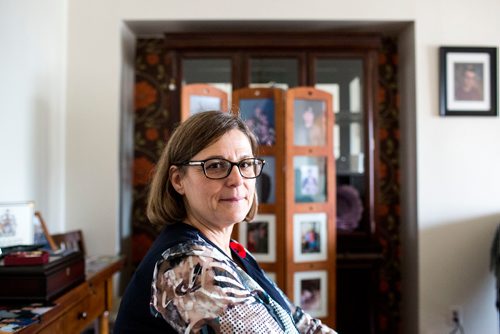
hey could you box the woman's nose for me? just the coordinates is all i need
[225,165,244,186]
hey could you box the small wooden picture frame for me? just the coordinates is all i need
[181,84,228,121]
[34,211,57,251]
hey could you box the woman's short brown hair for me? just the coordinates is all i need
[147,110,259,227]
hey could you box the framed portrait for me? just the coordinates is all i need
[294,271,328,318]
[181,84,228,120]
[439,47,498,116]
[239,98,276,146]
[293,99,327,146]
[293,213,328,263]
[238,214,276,262]
[256,155,275,204]
[0,202,35,248]
[33,212,57,251]
[294,156,327,203]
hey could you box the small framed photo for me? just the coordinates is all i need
[239,214,276,262]
[439,47,498,116]
[33,212,57,251]
[189,95,222,114]
[181,84,228,120]
[256,156,275,204]
[293,99,327,146]
[239,98,276,146]
[0,202,35,248]
[293,213,328,263]
[294,271,328,318]
[294,156,327,203]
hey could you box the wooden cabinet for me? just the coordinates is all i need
[165,32,383,331]
[21,256,124,334]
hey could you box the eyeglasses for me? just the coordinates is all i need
[178,157,265,180]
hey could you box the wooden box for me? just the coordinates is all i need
[0,251,85,302]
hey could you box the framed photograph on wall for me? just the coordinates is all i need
[294,156,327,203]
[0,202,35,248]
[293,213,328,263]
[256,156,275,204]
[239,214,276,262]
[293,271,328,318]
[439,47,498,116]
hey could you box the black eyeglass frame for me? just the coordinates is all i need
[176,157,266,180]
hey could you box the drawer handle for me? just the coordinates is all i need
[78,312,88,320]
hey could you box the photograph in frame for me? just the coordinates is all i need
[33,212,57,251]
[294,271,328,318]
[256,156,275,204]
[238,214,276,263]
[239,98,276,146]
[189,95,222,116]
[294,156,327,203]
[293,99,327,146]
[439,47,498,116]
[293,213,328,263]
[0,202,35,248]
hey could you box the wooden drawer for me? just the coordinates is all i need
[36,281,106,334]
[63,281,106,333]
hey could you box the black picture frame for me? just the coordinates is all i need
[439,46,498,116]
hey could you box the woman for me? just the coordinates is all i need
[114,111,337,333]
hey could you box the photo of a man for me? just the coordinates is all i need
[454,63,484,101]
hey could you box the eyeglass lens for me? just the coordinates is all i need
[204,158,263,179]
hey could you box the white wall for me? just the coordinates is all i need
[2,0,500,333]
[0,0,66,233]
[416,0,500,333]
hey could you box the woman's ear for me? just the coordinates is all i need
[169,165,185,195]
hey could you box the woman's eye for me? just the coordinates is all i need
[206,160,228,170]
[206,162,222,169]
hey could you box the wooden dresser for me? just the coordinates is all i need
[20,255,124,334]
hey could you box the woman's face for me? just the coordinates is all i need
[171,129,256,230]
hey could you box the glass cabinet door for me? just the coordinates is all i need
[249,58,299,89]
[314,58,366,233]
[182,58,233,103]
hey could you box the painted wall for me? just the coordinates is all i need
[0,0,66,232]
[2,0,500,333]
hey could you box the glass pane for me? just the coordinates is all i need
[250,58,298,89]
[315,59,364,175]
[315,58,364,232]
[182,59,232,105]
